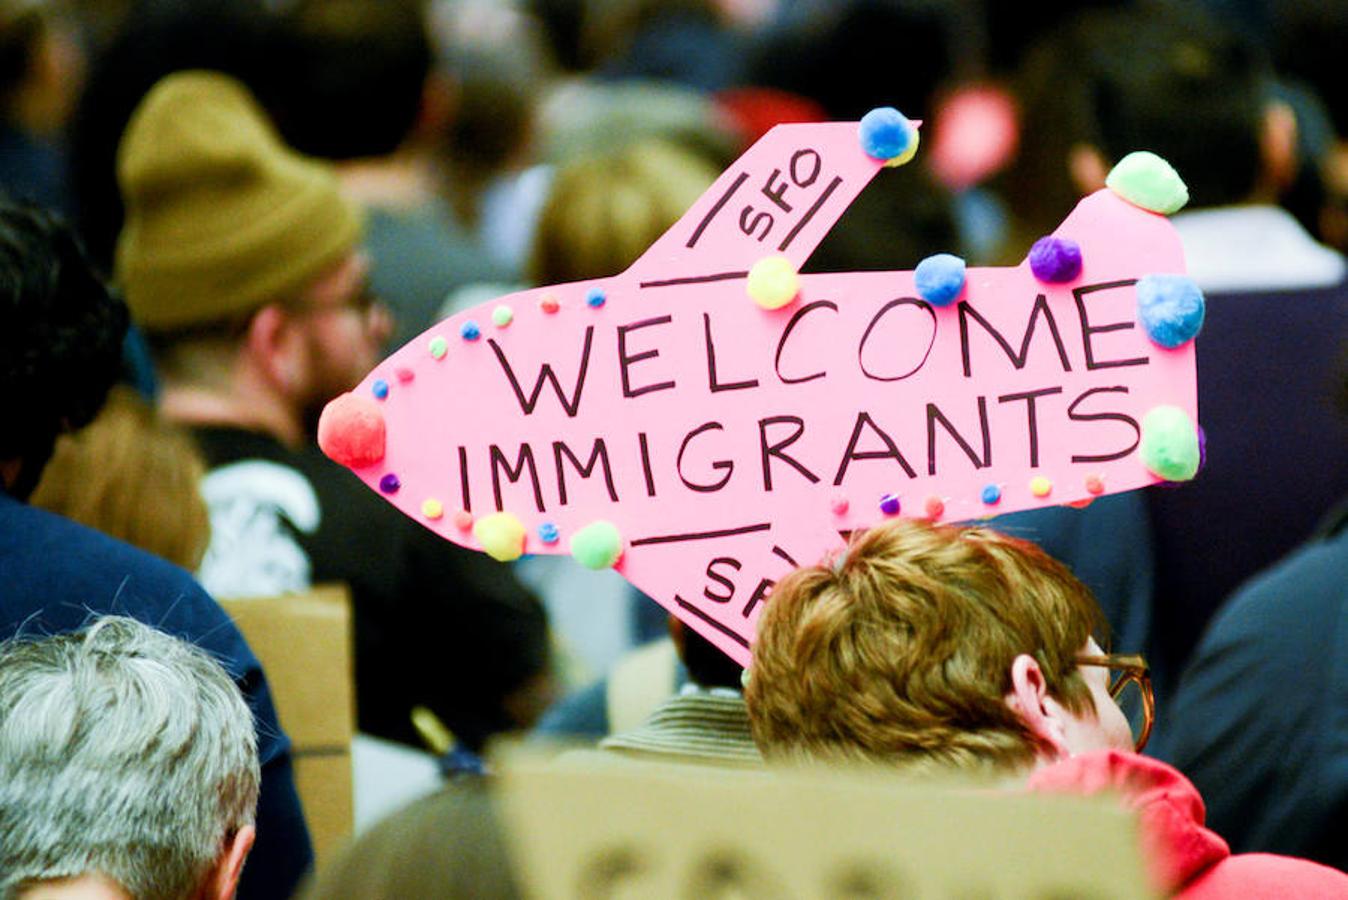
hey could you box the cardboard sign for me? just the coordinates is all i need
[497,753,1154,899]
[320,120,1198,665]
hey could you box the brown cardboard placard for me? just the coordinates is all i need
[221,584,354,863]
[497,753,1154,899]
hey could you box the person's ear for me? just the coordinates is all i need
[244,305,304,395]
[1068,143,1110,196]
[205,824,255,900]
[1005,653,1070,759]
[1260,100,1298,196]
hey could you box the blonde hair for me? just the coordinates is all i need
[528,138,718,285]
[746,519,1107,776]
[31,385,210,569]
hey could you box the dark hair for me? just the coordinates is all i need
[1,2,43,107]
[680,621,744,690]
[66,0,285,271]
[0,200,127,478]
[274,0,432,160]
[1080,7,1272,208]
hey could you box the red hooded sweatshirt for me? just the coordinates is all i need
[1027,750,1348,898]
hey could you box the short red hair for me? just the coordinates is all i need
[745,519,1107,774]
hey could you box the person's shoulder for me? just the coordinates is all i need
[1216,526,1348,628]
[1182,852,1348,899]
[0,497,257,675]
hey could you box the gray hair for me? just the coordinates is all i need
[0,616,260,899]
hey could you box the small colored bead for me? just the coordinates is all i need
[1030,476,1053,498]
[460,320,481,341]
[492,305,514,327]
[538,522,560,544]
[452,509,474,531]
[831,496,850,515]
[924,496,945,519]
[1085,474,1106,495]
[981,484,1002,505]
[586,288,606,308]
[395,367,415,384]
[378,473,400,494]
[371,378,389,400]
[421,498,444,520]
[879,493,901,516]
[428,335,448,359]
[539,294,560,314]
[1028,236,1083,283]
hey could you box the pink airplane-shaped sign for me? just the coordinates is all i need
[319,114,1202,665]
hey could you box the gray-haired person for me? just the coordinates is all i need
[0,616,260,900]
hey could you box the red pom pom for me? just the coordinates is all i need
[318,392,386,468]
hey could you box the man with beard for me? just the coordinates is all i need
[117,70,552,752]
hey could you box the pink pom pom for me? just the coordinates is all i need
[318,392,386,468]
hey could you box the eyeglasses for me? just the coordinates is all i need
[1075,653,1154,752]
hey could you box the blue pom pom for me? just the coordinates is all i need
[1136,274,1205,348]
[586,287,607,308]
[371,378,389,400]
[460,320,481,341]
[859,107,915,161]
[914,253,967,306]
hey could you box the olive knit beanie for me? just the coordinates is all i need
[114,70,361,332]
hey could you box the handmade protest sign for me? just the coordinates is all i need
[319,112,1203,665]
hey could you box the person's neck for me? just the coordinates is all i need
[337,150,437,211]
[159,383,305,449]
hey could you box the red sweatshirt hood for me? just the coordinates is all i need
[1026,749,1229,894]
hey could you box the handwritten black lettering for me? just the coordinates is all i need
[489,326,593,417]
[833,411,917,485]
[553,439,619,506]
[677,422,735,492]
[958,294,1072,377]
[775,300,837,385]
[490,443,544,512]
[617,316,676,398]
[1067,386,1141,462]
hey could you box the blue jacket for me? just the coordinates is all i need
[0,491,312,898]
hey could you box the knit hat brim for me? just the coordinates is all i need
[115,70,362,332]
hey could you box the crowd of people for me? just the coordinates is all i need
[4,0,1348,896]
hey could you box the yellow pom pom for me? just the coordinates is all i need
[1029,476,1053,498]
[473,511,527,561]
[747,255,799,309]
[883,128,921,168]
[420,498,444,520]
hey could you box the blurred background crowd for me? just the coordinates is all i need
[6,0,1348,896]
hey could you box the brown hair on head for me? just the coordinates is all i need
[745,518,1107,776]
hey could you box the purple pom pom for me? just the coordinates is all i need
[1029,236,1083,283]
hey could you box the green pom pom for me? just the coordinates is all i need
[1106,152,1189,215]
[473,512,527,561]
[1140,406,1200,481]
[569,520,623,569]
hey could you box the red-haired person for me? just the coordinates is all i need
[746,519,1348,897]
